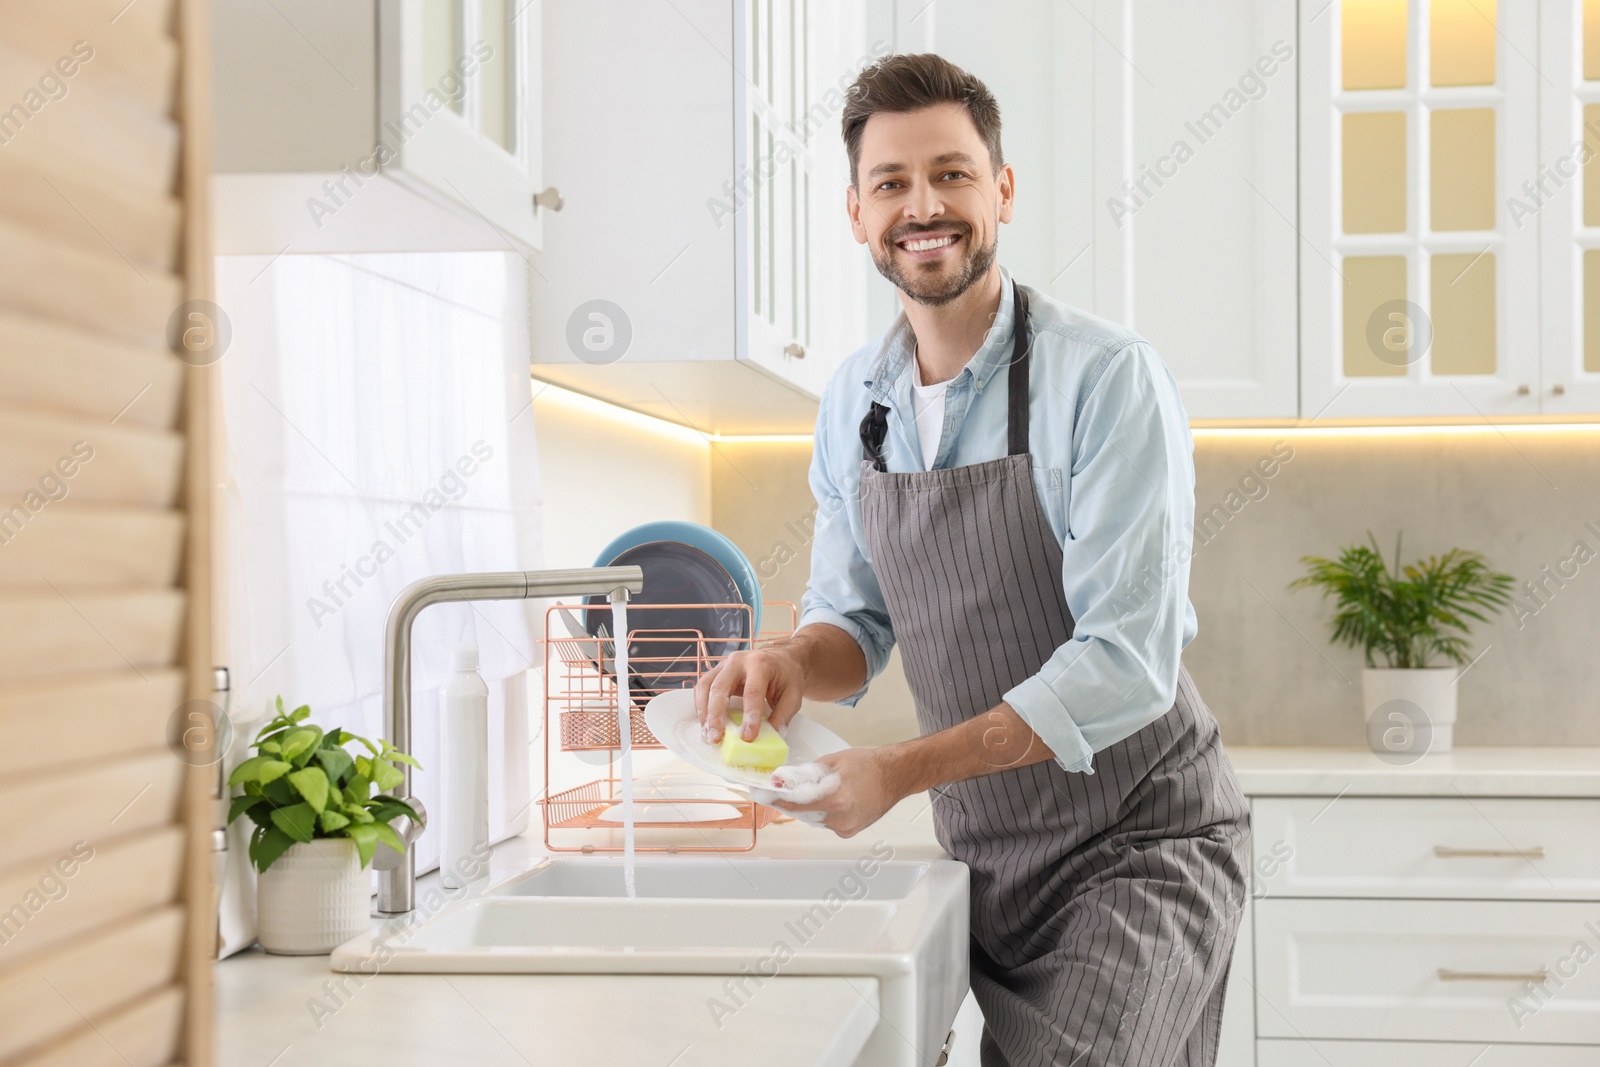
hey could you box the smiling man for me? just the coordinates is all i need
[695,53,1250,1066]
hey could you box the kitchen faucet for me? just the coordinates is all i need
[374,566,644,915]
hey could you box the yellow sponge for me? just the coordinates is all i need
[719,711,789,772]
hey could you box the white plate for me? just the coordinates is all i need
[592,801,745,824]
[643,690,850,793]
[629,771,747,803]
[632,782,746,803]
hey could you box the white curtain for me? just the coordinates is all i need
[213,251,542,957]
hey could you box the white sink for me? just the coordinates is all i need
[486,856,930,900]
[331,856,969,1067]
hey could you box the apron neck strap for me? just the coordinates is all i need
[859,278,1032,472]
[1006,282,1031,458]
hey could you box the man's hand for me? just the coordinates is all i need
[693,624,871,744]
[770,747,906,838]
[766,703,1059,838]
[694,645,807,744]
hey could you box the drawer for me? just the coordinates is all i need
[1258,1039,1598,1066]
[1256,898,1600,1045]
[1253,796,1599,900]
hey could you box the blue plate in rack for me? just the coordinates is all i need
[584,540,748,693]
[591,522,762,638]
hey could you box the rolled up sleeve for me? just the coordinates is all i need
[1002,341,1196,775]
[797,403,896,707]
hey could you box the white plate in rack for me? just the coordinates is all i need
[592,801,744,824]
[627,772,748,804]
[642,689,850,792]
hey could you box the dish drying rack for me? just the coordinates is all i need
[537,599,798,852]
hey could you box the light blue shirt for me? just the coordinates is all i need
[797,264,1199,776]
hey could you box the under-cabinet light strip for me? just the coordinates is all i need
[535,381,1600,442]
[530,380,812,443]
[1190,422,1600,438]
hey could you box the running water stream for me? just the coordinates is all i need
[611,592,637,898]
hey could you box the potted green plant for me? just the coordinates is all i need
[1289,531,1513,754]
[228,697,422,955]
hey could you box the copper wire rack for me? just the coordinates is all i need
[537,600,797,852]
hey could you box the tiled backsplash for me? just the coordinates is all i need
[711,431,1600,750]
[1186,429,1600,747]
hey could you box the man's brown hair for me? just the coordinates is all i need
[840,53,1004,190]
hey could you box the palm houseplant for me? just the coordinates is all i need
[1289,531,1513,753]
[228,697,422,954]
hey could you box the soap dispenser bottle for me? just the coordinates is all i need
[440,643,489,890]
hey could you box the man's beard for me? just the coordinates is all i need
[871,223,998,307]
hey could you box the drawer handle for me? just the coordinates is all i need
[1437,968,1549,983]
[1433,846,1545,860]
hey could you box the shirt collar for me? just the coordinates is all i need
[864,264,1017,405]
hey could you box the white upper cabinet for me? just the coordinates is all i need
[739,0,861,401]
[212,0,547,254]
[1089,0,1300,420]
[1299,0,1541,418]
[211,0,1600,424]
[1081,0,1600,421]
[378,0,546,250]
[529,0,871,435]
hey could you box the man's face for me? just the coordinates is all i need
[847,102,1014,307]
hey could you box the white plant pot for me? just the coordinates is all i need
[255,838,369,955]
[1362,666,1459,755]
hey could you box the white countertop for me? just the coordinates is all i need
[215,747,1600,1065]
[1228,745,1600,797]
[217,953,882,1067]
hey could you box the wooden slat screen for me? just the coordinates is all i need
[0,0,214,1063]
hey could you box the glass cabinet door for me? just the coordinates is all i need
[1300,0,1540,417]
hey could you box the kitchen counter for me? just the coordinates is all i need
[215,747,1600,1065]
[214,795,949,1067]
[217,953,882,1067]
[1228,745,1600,797]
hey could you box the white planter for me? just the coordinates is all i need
[256,838,369,955]
[1362,667,1459,756]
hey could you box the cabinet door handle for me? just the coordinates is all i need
[1433,846,1545,860]
[1516,383,1531,395]
[1553,383,1567,396]
[783,342,805,359]
[534,186,564,213]
[1437,968,1548,983]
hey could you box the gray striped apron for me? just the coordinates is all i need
[857,283,1250,1067]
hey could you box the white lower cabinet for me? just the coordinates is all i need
[1215,889,1254,1065]
[957,791,1600,1063]
[1252,796,1600,901]
[1257,1039,1600,1066]
[1244,794,1600,1061]
[1256,898,1600,1045]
